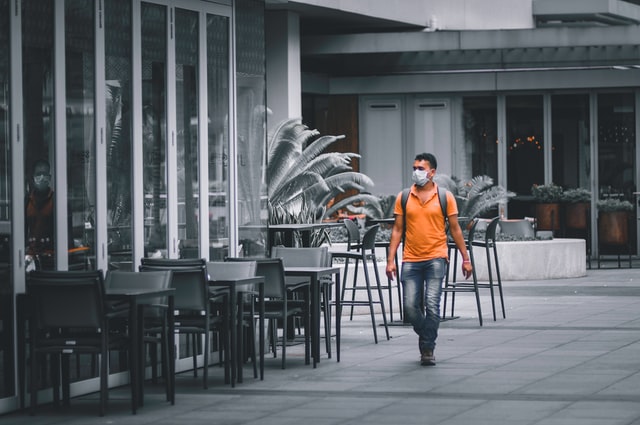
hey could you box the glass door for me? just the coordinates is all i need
[0,0,13,400]
[140,1,232,260]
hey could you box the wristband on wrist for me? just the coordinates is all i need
[462,259,471,264]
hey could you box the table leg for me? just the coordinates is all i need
[230,290,237,387]
[311,275,320,368]
[129,298,139,414]
[168,295,175,405]
[259,283,264,380]
[334,271,341,362]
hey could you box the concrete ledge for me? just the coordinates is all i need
[330,238,587,283]
[456,238,587,281]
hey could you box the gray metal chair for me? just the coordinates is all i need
[27,270,133,416]
[207,261,262,382]
[443,218,484,326]
[139,258,228,389]
[227,257,310,369]
[331,224,390,343]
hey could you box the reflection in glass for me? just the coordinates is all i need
[462,96,497,180]
[598,93,636,200]
[23,0,55,269]
[142,3,167,257]
[0,0,13,399]
[506,95,544,195]
[105,0,133,266]
[597,93,636,255]
[176,9,200,259]
[65,0,95,270]
[207,14,231,260]
[551,94,590,190]
[234,0,267,257]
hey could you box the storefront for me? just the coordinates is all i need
[0,0,267,412]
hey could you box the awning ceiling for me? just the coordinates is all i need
[269,1,640,78]
[300,26,640,77]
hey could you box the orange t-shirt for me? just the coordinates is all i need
[393,184,457,262]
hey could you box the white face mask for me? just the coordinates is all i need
[412,169,429,187]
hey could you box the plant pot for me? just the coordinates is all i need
[598,211,629,246]
[564,202,589,230]
[535,203,560,231]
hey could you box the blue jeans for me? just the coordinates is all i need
[401,258,446,353]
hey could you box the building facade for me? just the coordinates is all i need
[266,0,639,257]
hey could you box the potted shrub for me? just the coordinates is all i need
[597,198,633,247]
[531,183,563,231]
[561,188,591,230]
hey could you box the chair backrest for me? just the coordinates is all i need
[206,261,256,280]
[139,261,208,313]
[105,269,173,308]
[498,219,535,239]
[466,218,480,242]
[343,219,361,250]
[28,270,105,330]
[271,246,329,267]
[484,216,501,242]
[108,261,134,271]
[226,257,285,299]
[360,224,379,252]
[140,257,206,268]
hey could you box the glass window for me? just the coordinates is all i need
[65,0,95,270]
[235,0,267,257]
[462,96,498,180]
[597,92,636,255]
[207,14,230,260]
[506,95,544,195]
[23,0,55,270]
[105,0,133,266]
[0,0,13,399]
[175,9,200,259]
[598,93,636,200]
[141,2,167,258]
[552,94,590,190]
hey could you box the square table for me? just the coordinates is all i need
[105,287,175,413]
[284,266,341,367]
[208,277,265,385]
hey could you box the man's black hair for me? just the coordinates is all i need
[414,152,437,169]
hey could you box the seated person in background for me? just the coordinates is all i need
[25,159,54,269]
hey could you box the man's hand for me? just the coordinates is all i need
[462,260,473,279]
[386,262,396,281]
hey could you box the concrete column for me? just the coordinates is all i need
[265,10,301,132]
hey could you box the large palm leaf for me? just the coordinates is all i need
[267,119,380,233]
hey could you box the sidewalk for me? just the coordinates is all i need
[4,267,640,425]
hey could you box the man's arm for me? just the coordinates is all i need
[385,213,404,280]
[448,214,473,279]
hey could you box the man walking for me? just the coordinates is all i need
[386,153,472,366]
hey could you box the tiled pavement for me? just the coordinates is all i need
[3,264,640,425]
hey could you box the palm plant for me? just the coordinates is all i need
[434,174,514,220]
[267,118,381,245]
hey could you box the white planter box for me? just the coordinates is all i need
[329,238,587,283]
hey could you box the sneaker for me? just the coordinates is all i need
[420,349,436,366]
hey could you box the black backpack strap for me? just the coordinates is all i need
[437,187,449,230]
[401,188,411,247]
